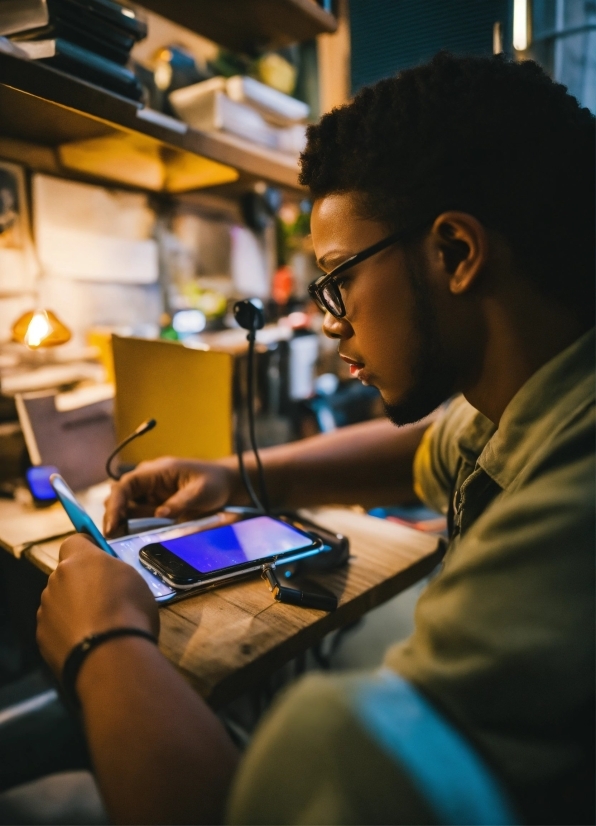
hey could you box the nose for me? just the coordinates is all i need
[322,311,353,340]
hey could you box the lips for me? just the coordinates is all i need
[340,353,370,384]
[339,354,364,368]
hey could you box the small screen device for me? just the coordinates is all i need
[50,473,117,556]
[26,465,59,506]
[140,515,322,589]
[49,472,177,602]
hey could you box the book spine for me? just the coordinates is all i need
[51,38,142,99]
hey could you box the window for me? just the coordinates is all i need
[530,0,596,111]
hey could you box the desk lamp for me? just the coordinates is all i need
[11,309,71,349]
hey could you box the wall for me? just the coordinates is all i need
[350,0,512,92]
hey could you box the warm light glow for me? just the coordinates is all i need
[513,0,528,50]
[12,309,72,349]
[24,311,51,348]
[493,21,503,55]
[59,132,239,192]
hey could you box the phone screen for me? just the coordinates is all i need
[26,466,59,503]
[157,516,314,576]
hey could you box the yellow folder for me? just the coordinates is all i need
[112,335,233,464]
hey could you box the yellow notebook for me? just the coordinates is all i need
[112,336,233,464]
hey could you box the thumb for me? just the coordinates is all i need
[155,476,209,518]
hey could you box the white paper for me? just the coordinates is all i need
[36,226,159,283]
[230,225,270,299]
[38,277,162,339]
[33,175,158,284]
[34,175,156,239]
[289,334,319,400]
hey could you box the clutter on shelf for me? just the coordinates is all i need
[170,74,309,156]
[2,0,147,101]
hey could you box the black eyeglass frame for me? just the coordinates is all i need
[308,223,429,318]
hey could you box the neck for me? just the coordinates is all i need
[463,289,591,426]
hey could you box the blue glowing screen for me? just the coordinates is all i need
[160,516,313,574]
[27,466,59,501]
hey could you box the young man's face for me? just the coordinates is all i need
[311,192,457,425]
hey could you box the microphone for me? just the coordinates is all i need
[233,300,337,613]
[106,418,157,481]
[233,299,269,513]
[233,298,265,334]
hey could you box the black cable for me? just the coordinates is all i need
[246,330,270,512]
[235,409,264,513]
[106,418,157,481]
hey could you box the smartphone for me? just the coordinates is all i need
[140,515,323,589]
[50,472,178,602]
[50,473,117,556]
[26,466,59,507]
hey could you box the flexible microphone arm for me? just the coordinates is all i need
[106,418,157,481]
[245,327,270,512]
[233,299,270,513]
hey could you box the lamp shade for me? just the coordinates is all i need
[11,309,72,349]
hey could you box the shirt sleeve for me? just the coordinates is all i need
[226,673,435,826]
[413,395,482,514]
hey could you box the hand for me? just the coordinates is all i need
[103,457,237,537]
[36,534,159,679]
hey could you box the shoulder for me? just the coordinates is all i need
[414,396,493,513]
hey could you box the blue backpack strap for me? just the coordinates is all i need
[350,669,519,825]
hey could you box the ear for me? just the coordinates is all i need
[431,212,489,295]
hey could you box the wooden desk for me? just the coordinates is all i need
[2,501,442,708]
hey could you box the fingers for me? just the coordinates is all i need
[39,538,160,677]
[102,458,230,534]
[155,476,208,519]
[59,533,103,561]
[104,459,175,536]
[104,481,129,536]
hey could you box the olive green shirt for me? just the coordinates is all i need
[228,329,595,825]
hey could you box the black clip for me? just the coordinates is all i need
[261,565,337,612]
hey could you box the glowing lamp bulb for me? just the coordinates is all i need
[11,309,72,349]
[513,0,528,50]
[24,311,51,347]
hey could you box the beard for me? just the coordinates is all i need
[382,251,457,426]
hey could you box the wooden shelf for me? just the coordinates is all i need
[0,53,303,194]
[136,0,337,53]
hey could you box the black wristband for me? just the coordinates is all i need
[61,628,158,708]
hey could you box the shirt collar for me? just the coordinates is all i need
[477,328,595,491]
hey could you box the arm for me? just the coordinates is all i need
[232,417,429,510]
[36,537,239,825]
[104,418,430,535]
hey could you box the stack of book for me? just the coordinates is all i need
[170,75,310,157]
[0,0,147,101]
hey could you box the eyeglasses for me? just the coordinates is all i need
[308,223,428,319]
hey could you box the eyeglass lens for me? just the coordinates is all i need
[321,282,343,316]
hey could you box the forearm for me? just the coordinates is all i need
[221,418,431,510]
[76,636,239,825]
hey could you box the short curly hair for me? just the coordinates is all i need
[300,52,595,319]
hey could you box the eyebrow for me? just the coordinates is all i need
[316,251,351,270]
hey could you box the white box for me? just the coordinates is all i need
[170,84,307,156]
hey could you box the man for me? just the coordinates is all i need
[35,53,594,824]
